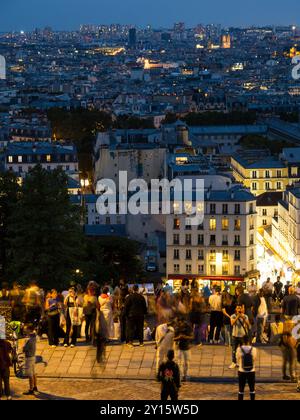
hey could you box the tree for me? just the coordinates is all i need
[0,172,20,279]
[84,237,144,286]
[8,166,85,289]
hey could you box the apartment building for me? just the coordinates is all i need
[231,150,296,196]
[269,187,300,270]
[166,186,258,286]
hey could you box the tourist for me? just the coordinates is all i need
[255,289,268,344]
[229,305,251,369]
[237,286,253,325]
[22,280,42,325]
[208,287,223,344]
[247,280,257,299]
[10,282,24,321]
[279,319,297,382]
[157,349,181,401]
[83,284,98,343]
[174,317,194,381]
[236,336,257,401]
[262,278,273,313]
[118,280,129,343]
[222,289,235,346]
[0,337,12,400]
[189,289,206,345]
[270,314,284,345]
[63,287,80,347]
[124,284,147,348]
[45,289,60,347]
[98,286,114,340]
[281,287,300,318]
[0,282,10,306]
[155,321,175,372]
[273,277,284,303]
[23,324,38,396]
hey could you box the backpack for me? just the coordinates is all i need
[241,347,254,372]
[163,367,175,382]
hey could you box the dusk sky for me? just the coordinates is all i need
[0,0,300,31]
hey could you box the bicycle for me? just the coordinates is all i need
[9,322,25,378]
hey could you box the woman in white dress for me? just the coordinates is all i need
[98,286,114,340]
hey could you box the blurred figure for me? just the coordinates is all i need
[208,287,223,344]
[10,282,24,321]
[262,278,273,313]
[282,287,300,318]
[247,280,257,299]
[255,289,268,344]
[174,317,193,381]
[0,337,12,400]
[23,281,42,325]
[0,282,10,305]
[125,284,147,348]
[155,321,175,372]
[45,289,60,347]
[189,289,206,345]
[222,289,235,346]
[83,284,98,343]
[270,314,284,345]
[280,319,297,381]
[178,278,190,312]
[98,286,114,340]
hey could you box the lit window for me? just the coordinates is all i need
[8,156,13,163]
[210,218,216,230]
[18,156,22,163]
[222,218,229,230]
[46,155,51,162]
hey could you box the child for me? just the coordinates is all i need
[157,349,180,401]
[23,324,38,396]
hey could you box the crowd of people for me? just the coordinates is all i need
[0,276,300,400]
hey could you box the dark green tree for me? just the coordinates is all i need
[8,166,85,289]
[0,172,20,280]
[84,237,144,286]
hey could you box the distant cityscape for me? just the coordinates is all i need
[1,22,300,287]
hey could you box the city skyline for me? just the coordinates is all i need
[0,0,299,31]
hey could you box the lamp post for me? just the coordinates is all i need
[80,178,89,224]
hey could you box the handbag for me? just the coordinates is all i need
[69,307,83,326]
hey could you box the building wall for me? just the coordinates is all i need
[231,157,291,196]
[166,198,257,279]
[94,147,166,187]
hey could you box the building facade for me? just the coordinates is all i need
[166,186,258,286]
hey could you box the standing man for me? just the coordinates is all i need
[262,278,273,313]
[273,277,284,303]
[124,284,147,348]
[229,305,251,369]
[282,287,300,318]
[236,336,257,401]
[174,317,194,381]
[0,337,12,400]
[23,324,38,396]
[208,287,223,344]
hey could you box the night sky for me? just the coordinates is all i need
[0,0,299,31]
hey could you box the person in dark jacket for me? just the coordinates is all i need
[158,349,181,401]
[0,339,12,400]
[124,284,147,347]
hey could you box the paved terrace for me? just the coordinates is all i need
[19,338,287,382]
